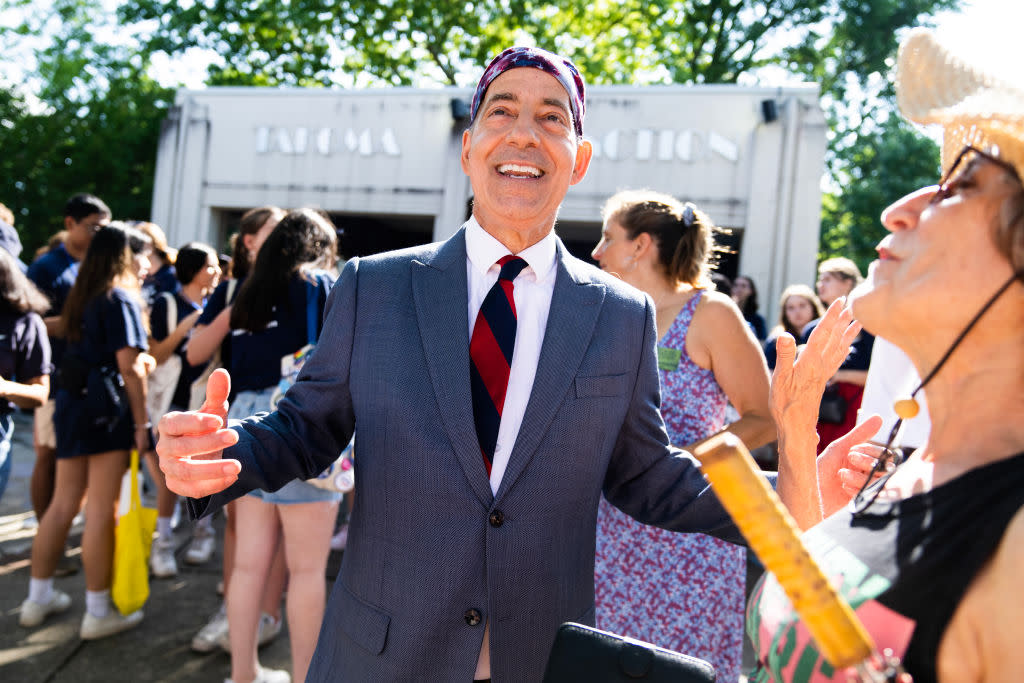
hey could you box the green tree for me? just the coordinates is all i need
[821,115,940,273]
[0,0,175,254]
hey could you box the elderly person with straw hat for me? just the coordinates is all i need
[747,29,1024,682]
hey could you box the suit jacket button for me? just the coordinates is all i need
[488,510,505,527]
[464,609,482,626]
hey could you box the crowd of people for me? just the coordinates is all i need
[4,196,350,682]
[3,25,1022,683]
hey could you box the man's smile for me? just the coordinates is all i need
[496,163,544,178]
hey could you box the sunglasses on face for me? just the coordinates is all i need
[928,145,1021,205]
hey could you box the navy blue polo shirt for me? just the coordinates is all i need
[0,309,50,414]
[207,273,333,393]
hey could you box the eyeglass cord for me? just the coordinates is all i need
[851,269,1023,515]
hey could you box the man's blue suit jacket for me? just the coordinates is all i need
[192,228,749,682]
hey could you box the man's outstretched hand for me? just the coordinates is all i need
[157,368,241,498]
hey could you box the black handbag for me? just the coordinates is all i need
[542,622,716,682]
[818,383,848,424]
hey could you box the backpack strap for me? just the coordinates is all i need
[160,291,177,335]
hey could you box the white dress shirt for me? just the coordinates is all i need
[465,216,557,496]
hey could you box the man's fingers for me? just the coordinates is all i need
[201,368,232,416]
[165,473,241,499]
[157,428,238,460]
[158,411,224,440]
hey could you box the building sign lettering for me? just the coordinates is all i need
[591,129,739,163]
[255,126,402,157]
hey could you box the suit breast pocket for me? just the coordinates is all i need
[574,373,629,399]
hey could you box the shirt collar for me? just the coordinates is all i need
[464,216,557,284]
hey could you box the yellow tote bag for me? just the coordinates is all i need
[111,449,157,616]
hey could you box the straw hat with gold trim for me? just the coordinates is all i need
[896,28,1024,183]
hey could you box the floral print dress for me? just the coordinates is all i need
[594,289,745,682]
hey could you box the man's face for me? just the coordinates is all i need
[65,211,109,251]
[461,68,592,243]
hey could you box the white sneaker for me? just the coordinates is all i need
[257,612,282,647]
[217,611,281,652]
[224,665,291,683]
[19,589,72,627]
[191,603,228,652]
[80,609,144,640]
[185,527,215,565]
[150,537,178,578]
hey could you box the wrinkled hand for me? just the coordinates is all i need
[770,298,862,435]
[817,415,888,517]
[157,368,241,498]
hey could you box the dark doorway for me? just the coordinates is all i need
[214,209,433,261]
[331,214,433,259]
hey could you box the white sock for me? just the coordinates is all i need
[28,577,54,604]
[156,516,172,541]
[85,589,111,618]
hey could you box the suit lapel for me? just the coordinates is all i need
[495,241,606,502]
[411,230,494,507]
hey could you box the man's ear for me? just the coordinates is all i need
[460,128,472,175]
[63,216,76,231]
[570,139,593,186]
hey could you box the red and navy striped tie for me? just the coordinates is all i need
[470,255,528,474]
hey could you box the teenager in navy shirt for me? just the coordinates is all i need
[0,249,51,502]
[26,194,108,536]
[21,224,155,640]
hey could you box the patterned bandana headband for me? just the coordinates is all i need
[469,46,586,139]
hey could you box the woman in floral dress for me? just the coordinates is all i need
[590,190,775,682]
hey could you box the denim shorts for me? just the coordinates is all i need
[229,387,341,506]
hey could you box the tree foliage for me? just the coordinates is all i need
[821,115,940,273]
[1,0,175,254]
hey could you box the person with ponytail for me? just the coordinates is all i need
[184,206,289,657]
[219,208,341,683]
[20,223,153,640]
[590,189,775,681]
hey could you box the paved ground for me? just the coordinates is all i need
[0,411,342,683]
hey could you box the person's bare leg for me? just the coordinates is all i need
[30,457,87,578]
[261,527,287,624]
[227,495,279,683]
[144,451,178,520]
[80,450,128,591]
[223,500,236,594]
[279,500,337,683]
[30,443,56,521]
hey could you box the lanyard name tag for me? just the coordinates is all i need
[657,346,681,371]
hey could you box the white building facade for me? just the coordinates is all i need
[152,84,827,322]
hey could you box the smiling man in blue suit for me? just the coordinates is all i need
[157,47,856,683]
